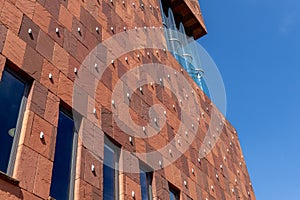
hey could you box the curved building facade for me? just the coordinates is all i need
[0,0,255,199]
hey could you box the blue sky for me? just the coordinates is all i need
[198,0,300,199]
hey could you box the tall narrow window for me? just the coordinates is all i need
[0,69,29,175]
[103,136,119,200]
[140,168,153,200]
[169,184,180,200]
[50,110,77,200]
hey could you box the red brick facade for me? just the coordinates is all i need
[0,0,255,200]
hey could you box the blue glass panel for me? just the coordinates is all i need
[140,169,149,200]
[0,70,25,173]
[160,1,212,101]
[103,144,116,200]
[169,187,179,200]
[50,111,75,200]
[177,55,188,71]
[170,191,176,200]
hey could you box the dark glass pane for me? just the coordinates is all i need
[103,144,115,200]
[140,170,149,200]
[170,192,175,200]
[0,71,25,173]
[147,173,153,199]
[50,111,75,200]
[169,188,179,200]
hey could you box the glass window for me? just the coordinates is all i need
[50,110,76,200]
[140,168,153,200]
[103,137,119,200]
[159,0,211,98]
[0,69,27,174]
[169,185,180,200]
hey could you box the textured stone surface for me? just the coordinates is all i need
[0,0,255,199]
[27,114,56,160]
[63,29,78,58]
[18,110,35,146]
[33,2,51,33]
[36,31,55,62]
[41,60,59,94]
[48,17,64,46]
[57,72,73,105]
[33,154,53,199]
[13,145,38,192]
[21,189,43,200]
[0,54,5,79]
[27,81,48,117]
[67,0,81,19]
[44,0,60,19]
[59,4,73,32]
[44,91,60,126]
[83,150,102,189]
[19,15,40,50]
[2,30,26,67]
[52,43,69,75]
[74,179,102,200]
[0,2,23,34]
[0,24,7,52]
[0,178,21,200]
[15,0,36,19]
[22,45,43,80]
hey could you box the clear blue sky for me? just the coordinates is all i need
[198,0,300,199]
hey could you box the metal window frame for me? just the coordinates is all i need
[169,183,180,200]
[104,135,120,200]
[139,164,153,200]
[2,67,31,176]
[51,108,78,200]
[63,108,78,200]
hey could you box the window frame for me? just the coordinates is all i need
[0,67,31,176]
[169,183,180,200]
[49,107,78,200]
[139,163,153,200]
[103,135,120,200]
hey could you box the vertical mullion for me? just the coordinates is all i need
[68,127,78,200]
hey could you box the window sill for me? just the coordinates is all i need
[0,171,19,186]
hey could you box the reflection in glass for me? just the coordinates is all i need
[140,169,153,200]
[103,140,119,200]
[160,1,211,98]
[169,187,180,200]
[0,70,25,173]
[50,111,75,200]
